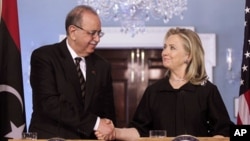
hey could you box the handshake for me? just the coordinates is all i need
[94,118,140,141]
[95,118,116,140]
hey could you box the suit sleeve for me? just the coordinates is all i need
[99,63,116,123]
[207,85,233,136]
[129,87,153,137]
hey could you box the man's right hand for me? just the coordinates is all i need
[96,118,115,140]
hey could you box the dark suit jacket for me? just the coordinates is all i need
[29,38,116,139]
[129,77,232,137]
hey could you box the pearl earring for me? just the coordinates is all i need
[184,59,189,64]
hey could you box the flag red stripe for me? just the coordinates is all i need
[245,91,250,112]
[237,91,250,124]
[1,0,20,50]
[237,113,242,125]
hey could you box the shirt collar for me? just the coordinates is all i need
[66,39,85,62]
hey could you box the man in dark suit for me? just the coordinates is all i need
[28,5,116,140]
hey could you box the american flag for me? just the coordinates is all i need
[237,0,250,125]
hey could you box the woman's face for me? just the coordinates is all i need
[161,34,189,71]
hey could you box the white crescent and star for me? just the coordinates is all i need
[0,84,26,139]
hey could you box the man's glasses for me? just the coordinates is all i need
[73,25,104,38]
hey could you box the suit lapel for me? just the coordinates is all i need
[84,55,97,111]
[57,39,83,102]
[57,39,98,111]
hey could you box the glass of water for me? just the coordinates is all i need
[22,132,37,140]
[149,130,167,138]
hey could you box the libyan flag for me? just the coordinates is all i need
[0,0,26,141]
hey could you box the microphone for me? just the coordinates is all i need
[173,134,199,141]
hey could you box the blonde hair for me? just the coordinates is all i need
[164,27,208,85]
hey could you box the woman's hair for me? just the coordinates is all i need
[65,5,98,35]
[164,27,208,85]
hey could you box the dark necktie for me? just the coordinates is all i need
[75,57,86,100]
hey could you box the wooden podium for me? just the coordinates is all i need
[9,137,230,141]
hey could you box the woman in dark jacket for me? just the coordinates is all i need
[95,27,233,141]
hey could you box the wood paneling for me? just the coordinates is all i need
[96,48,165,127]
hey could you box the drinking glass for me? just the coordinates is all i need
[149,130,167,138]
[22,132,37,140]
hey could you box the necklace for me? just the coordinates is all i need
[170,77,186,83]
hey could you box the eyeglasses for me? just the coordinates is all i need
[73,25,104,38]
